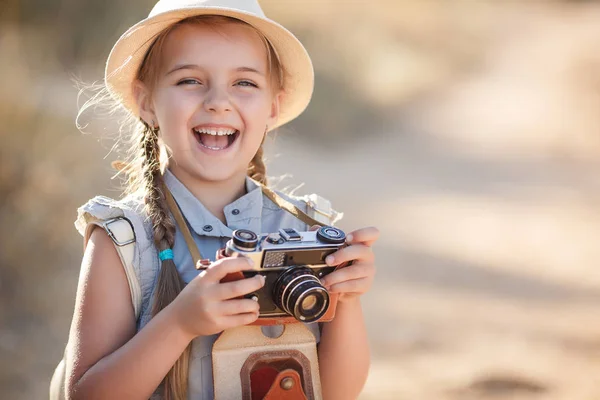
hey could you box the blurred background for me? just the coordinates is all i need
[3,0,600,399]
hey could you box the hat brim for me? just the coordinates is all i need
[105,7,314,130]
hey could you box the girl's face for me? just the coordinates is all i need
[136,21,281,184]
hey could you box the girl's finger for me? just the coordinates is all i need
[329,277,372,294]
[215,274,265,300]
[326,244,374,266]
[347,226,380,246]
[219,312,260,330]
[321,263,374,287]
[219,298,261,316]
[202,257,255,284]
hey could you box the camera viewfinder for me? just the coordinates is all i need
[279,228,302,241]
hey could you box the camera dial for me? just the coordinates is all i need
[316,226,346,244]
[231,229,259,250]
[266,233,284,244]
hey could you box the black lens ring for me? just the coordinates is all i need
[272,266,330,321]
[316,226,346,244]
[278,272,319,314]
[283,276,321,314]
[272,267,306,313]
[294,287,330,322]
[273,267,317,313]
[292,286,329,322]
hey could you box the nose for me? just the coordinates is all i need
[203,85,232,114]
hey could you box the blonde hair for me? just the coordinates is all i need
[82,15,286,400]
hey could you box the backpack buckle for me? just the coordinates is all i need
[101,217,136,246]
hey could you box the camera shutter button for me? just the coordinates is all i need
[266,233,283,244]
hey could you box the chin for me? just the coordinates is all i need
[189,164,246,183]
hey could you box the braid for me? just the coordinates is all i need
[140,120,190,400]
[141,124,176,251]
[248,144,268,186]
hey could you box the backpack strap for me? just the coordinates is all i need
[89,216,141,319]
[50,216,139,400]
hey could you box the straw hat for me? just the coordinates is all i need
[105,0,314,130]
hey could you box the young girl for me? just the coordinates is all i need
[62,1,378,399]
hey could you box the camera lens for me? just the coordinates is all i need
[231,229,259,250]
[302,295,317,310]
[272,267,330,322]
[316,226,346,244]
[298,291,327,320]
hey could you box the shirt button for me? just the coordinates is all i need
[203,225,213,232]
[232,209,240,215]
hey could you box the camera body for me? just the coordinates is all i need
[211,226,349,325]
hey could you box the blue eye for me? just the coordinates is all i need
[236,80,258,88]
[177,79,201,85]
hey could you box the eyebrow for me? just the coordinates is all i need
[165,64,265,76]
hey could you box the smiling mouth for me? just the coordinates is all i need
[192,127,240,151]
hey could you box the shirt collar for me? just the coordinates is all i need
[163,169,263,238]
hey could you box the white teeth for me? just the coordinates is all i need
[193,127,237,136]
[201,144,225,150]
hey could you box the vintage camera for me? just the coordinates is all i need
[213,226,349,325]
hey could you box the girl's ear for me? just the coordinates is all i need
[266,90,283,129]
[133,80,156,125]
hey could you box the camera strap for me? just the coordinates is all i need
[163,183,325,266]
[164,184,204,264]
[258,184,325,228]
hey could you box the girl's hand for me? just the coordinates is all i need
[319,226,379,303]
[172,257,265,337]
